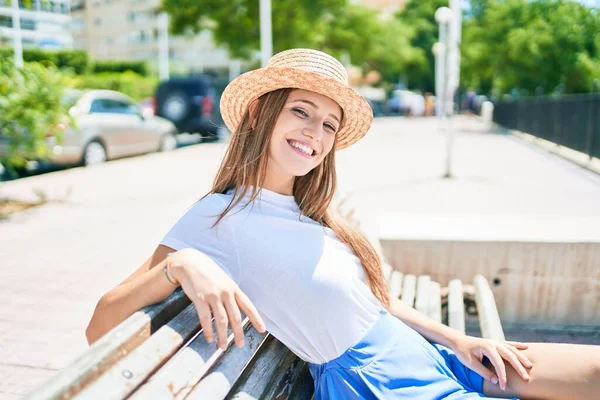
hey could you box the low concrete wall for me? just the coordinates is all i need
[381,238,600,328]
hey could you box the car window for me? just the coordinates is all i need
[90,98,138,115]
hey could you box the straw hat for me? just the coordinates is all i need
[220,48,373,150]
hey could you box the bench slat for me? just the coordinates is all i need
[227,337,300,399]
[74,302,200,399]
[28,289,190,400]
[473,275,505,341]
[428,281,442,323]
[415,275,431,315]
[400,274,417,307]
[132,319,268,400]
[288,365,315,400]
[448,279,466,334]
[388,270,403,300]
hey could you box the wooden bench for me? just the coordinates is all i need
[28,261,505,400]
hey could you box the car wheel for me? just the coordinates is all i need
[83,140,107,166]
[158,133,177,152]
[161,92,189,122]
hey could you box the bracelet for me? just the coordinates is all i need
[163,253,178,285]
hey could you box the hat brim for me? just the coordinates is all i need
[220,67,373,150]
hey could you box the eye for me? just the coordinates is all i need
[324,123,337,133]
[292,108,308,117]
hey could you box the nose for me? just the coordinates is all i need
[301,120,324,142]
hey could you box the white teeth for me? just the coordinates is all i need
[289,140,313,156]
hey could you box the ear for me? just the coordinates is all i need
[247,99,259,129]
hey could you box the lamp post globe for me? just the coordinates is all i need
[432,42,446,57]
[435,6,452,24]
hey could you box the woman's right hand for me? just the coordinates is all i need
[168,248,266,349]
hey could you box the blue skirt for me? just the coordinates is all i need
[308,311,516,399]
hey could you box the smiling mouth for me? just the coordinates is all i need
[287,139,317,157]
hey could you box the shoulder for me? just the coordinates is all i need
[187,193,230,216]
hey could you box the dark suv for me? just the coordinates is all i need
[155,76,222,140]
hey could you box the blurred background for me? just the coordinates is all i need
[1,0,599,398]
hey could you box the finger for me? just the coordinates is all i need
[484,347,508,391]
[194,300,214,343]
[497,345,531,381]
[505,341,528,350]
[506,344,533,369]
[236,290,266,333]
[210,301,230,350]
[468,358,501,387]
[223,294,245,347]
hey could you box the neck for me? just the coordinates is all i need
[262,166,295,196]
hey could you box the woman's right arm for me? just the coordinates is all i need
[85,245,178,345]
[85,246,266,348]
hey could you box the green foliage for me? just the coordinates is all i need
[461,0,600,96]
[160,0,347,59]
[71,72,159,101]
[0,60,71,171]
[160,0,419,85]
[92,60,149,76]
[0,47,90,74]
[396,0,447,92]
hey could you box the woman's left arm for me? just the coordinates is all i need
[389,298,532,391]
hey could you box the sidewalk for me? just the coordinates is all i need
[1,116,599,398]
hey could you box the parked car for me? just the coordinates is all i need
[154,76,221,140]
[0,89,179,168]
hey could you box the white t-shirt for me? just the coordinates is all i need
[160,188,384,364]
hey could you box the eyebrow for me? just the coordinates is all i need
[291,99,341,124]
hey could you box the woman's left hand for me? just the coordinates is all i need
[452,336,533,391]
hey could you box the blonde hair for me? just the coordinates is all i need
[208,88,390,308]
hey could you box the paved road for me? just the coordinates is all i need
[1,116,600,398]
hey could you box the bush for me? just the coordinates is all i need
[73,71,159,101]
[92,60,149,76]
[0,47,90,74]
[0,60,71,171]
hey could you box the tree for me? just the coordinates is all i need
[395,0,447,92]
[161,0,420,86]
[461,0,600,96]
[0,60,71,172]
[160,0,346,60]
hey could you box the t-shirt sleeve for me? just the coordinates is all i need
[160,195,241,284]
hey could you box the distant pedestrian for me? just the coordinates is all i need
[425,92,435,116]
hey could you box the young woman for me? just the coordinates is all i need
[86,49,600,399]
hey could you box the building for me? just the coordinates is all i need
[0,0,73,49]
[72,0,233,76]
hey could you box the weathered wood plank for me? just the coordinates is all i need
[174,324,269,400]
[287,365,314,400]
[428,281,442,323]
[28,289,189,400]
[448,279,466,334]
[227,337,298,400]
[415,275,431,315]
[401,274,417,307]
[73,301,201,399]
[388,271,403,300]
[473,275,505,341]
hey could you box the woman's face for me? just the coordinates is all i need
[267,89,342,181]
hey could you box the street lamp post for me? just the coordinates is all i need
[432,42,446,119]
[259,0,273,67]
[435,6,453,179]
[435,7,452,118]
[11,0,24,68]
